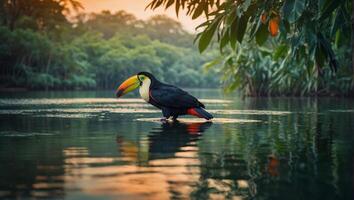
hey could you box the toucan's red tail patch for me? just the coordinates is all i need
[187,108,213,120]
[187,108,204,118]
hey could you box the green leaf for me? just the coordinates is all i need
[315,42,326,68]
[330,8,345,36]
[219,31,229,51]
[290,35,302,57]
[229,16,238,49]
[334,30,341,47]
[198,19,219,53]
[241,0,252,12]
[303,22,317,46]
[282,0,305,23]
[318,33,338,71]
[226,56,233,66]
[273,44,288,60]
[226,8,237,26]
[193,32,202,44]
[319,0,341,20]
[195,20,211,30]
[202,57,223,70]
[255,24,268,46]
[236,15,248,43]
[249,9,262,40]
[279,19,290,37]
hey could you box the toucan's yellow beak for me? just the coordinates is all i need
[116,75,140,98]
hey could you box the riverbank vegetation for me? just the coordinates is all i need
[0,1,219,90]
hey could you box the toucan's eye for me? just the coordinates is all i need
[138,75,144,86]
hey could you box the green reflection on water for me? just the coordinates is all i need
[0,90,352,200]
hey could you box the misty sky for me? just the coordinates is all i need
[79,0,203,32]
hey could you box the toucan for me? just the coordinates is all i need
[115,72,213,121]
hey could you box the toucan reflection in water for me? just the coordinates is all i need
[148,121,212,160]
[116,121,212,162]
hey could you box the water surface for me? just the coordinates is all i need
[0,90,353,200]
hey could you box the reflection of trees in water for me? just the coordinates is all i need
[0,118,67,199]
[192,107,352,200]
[0,115,118,199]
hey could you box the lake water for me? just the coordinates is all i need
[0,89,352,200]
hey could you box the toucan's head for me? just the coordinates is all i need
[115,72,155,98]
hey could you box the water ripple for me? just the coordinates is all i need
[0,131,56,137]
[136,118,261,124]
[0,98,232,106]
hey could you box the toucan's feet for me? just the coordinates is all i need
[160,118,168,123]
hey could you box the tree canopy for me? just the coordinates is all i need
[0,0,219,90]
[147,0,353,96]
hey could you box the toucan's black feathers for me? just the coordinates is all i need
[150,84,205,109]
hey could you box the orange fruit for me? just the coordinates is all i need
[269,16,280,37]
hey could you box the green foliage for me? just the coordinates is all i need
[147,0,353,96]
[0,2,219,90]
[0,0,82,31]
[198,17,220,53]
[218,40,352,96]
[282,0,305,23]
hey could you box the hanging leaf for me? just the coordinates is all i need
[250,17,261,39]
[237,15,248,43]
[226,8,237,26]
[219,31,230,51]
[318,33,338,72]
[279,19,290,35]
[202,56,223,70]
[255,24,268,45]
[282,0,305,23]
[334,30,341,47]
[315,42,326,69]
[229,16,238,49]
[195,20,211,30]
[193,32,202,44]
[319,0,341,20]
[198,18,220,53]
[330,8,346,36]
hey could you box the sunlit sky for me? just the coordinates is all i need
[79,0,203,32]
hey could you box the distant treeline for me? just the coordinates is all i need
[0,1,219,90]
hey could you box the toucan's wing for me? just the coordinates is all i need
[150,85,204,109]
